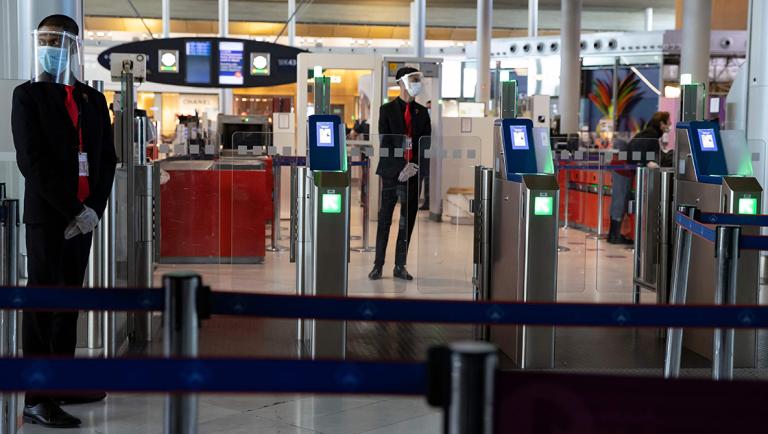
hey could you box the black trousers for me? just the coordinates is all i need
[23,221,93,405]
[374,176,419,267]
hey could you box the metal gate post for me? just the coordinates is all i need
[712,225,740,381]
[664,205,697,379]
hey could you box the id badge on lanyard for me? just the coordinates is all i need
[78,152,89,177]
[404,137,413,162]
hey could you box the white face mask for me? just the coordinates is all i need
[406,82,422,98]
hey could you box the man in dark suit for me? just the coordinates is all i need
[11,15,117,428]
[369,67,431,280]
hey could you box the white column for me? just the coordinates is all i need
[528,0,538,38]
[288,0,296,46]
[162,0,170,37]
[680,0,712,85]
[475,0,492,105]
[410,0,426,57]
[559,0,581,134]
[644,7,654,32]
[219,0,232,115]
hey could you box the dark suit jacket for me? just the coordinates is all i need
[11,81,117,225]
[376,98,431,179]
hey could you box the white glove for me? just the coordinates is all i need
[74,206,99,235]
[64,221,81,240]
[398,163,419,183]
[646,161,660,169]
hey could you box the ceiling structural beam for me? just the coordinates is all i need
[410,0,426,57]
[645,7,653,32]
[528,0,538,37]
[680,0,711,84]
[288,0,296,46]
[162,0,170,37]
[559,0,582,134]
[475,0,492,106]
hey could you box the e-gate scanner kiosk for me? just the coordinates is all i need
[482,118,559,368]
[299,113,351,359]
[675,120,765,367]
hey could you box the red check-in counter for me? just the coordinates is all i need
[158,158,272,263]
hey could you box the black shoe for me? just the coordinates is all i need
[56,392,107,405]
[393,266,413,281]
[607,220,622,244]
[24,402,81,428]
[368,265,383,280]
[419,204,430,211]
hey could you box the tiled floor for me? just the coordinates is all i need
[21,209,663,433]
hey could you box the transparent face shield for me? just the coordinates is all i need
[398,71,424,98]
[32,30,82,85]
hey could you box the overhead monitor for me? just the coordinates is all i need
[698,128,718,152]
[219,41,244,85]
[185,41,212,84]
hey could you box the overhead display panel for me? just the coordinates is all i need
[185,41,212,84]
[98,37,305,88]
[219,41,244,85]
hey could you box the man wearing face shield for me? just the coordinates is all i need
[369,67,431,280]
[11,15,117,428]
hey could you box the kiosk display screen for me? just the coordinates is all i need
[316,121,335,147]
[698,128,718,152]
[185,41,211,84]
[219,41,244,85]
[322,193,343,214]
[510,125,529,150]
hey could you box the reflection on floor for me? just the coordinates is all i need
[22,213,704,433]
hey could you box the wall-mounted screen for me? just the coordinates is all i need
[185,41,211,84]
[698,128,718,152]
[219,41,244,85]
[510,125,529,150]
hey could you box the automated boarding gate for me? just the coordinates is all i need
[673,120,765,367]
[474,118,559,368]
[293,77,351,359]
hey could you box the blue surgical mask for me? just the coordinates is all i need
[37,46,67,76]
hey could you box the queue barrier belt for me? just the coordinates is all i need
[4,287,768,328]
[675,211,768,250]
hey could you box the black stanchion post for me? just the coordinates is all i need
[427,342,497,434]
[163,272,208,434]
[712,225,740,381]
[664,205,696,379]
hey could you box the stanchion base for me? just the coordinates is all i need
[267,246,289,252]
[557,245,571,252]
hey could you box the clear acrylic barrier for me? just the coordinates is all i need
[722,130,754,177]
[414,136,482,296]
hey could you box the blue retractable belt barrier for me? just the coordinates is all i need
[675,212,717,242]
[0,358,426,394]
[675,211,768,250]
[698,212,768,227]
[211,292,768,328]
[556,164,639,171]
[0,286,163,311]
[4,287,768,328]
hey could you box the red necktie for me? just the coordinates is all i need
[64,86,90,202]
[404,103,413,162]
